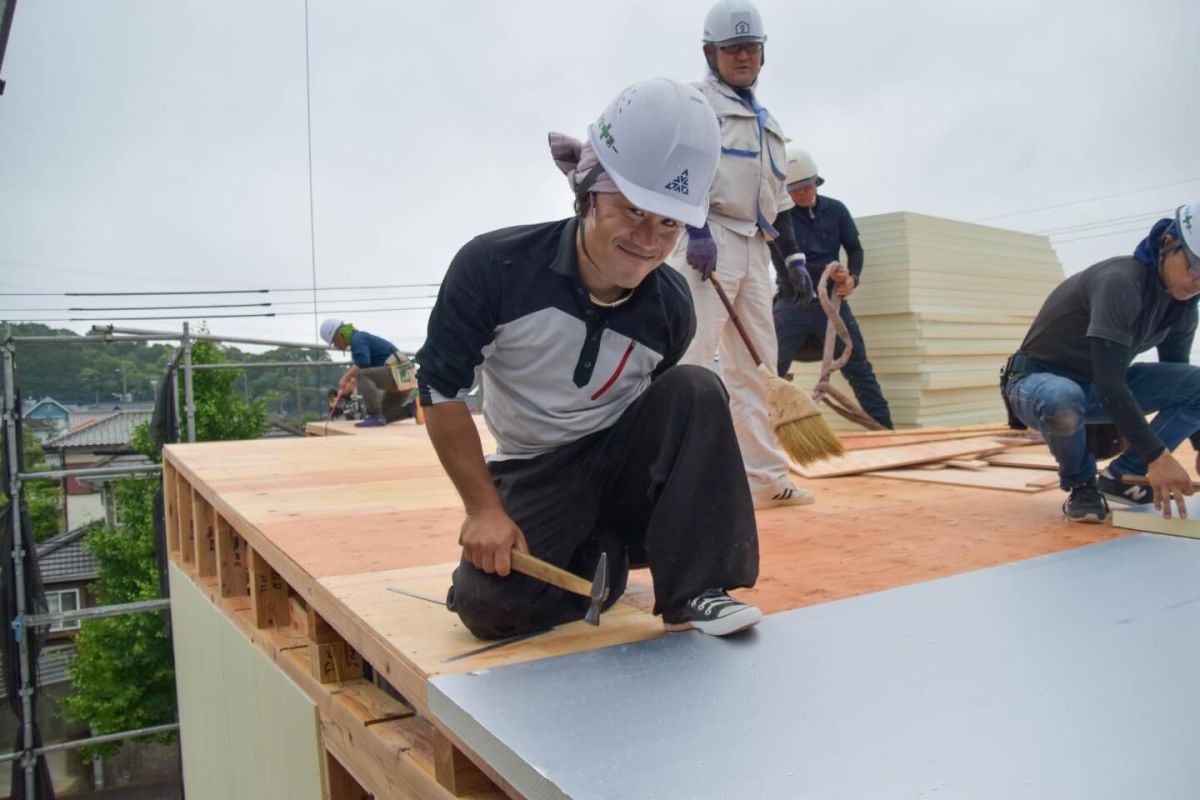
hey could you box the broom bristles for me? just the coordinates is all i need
[757,365,844,464]
[776,416,844,465]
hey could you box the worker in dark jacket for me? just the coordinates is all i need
[320,319,416,427]
[770,145,893,429]
[416,79,762,641]
[1003,200,1200,523]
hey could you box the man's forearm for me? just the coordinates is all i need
[423,401,504,514]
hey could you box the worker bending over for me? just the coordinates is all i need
[416,80,762,640]
[321,319,416,428]
[1003,201,1200,522]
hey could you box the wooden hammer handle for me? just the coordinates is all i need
[1123,475,1200,490]
[509,551,595,598]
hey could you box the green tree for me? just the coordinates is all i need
[0,428,63,542]
[65,338,269,758]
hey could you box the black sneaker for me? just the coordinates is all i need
[663,589,763,636]
[1097,468,1151,506]
[1062,481,1109,523]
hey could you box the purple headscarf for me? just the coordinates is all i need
[548,132,619,198]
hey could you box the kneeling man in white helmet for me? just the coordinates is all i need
[416,79,762,640]
[1003,201,1200,523]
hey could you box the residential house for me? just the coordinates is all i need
[43,410,154,530]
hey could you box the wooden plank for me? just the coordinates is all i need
[177,477,195,567]
[163,462,180,554]
[986,449,1059,470]
[215,515,250,599]
[193,492,217,578]
[434,728,494,797]
[868,466,1055,493]
[1025,473,1061,489]
[250,548,289,629]
[1111,498,1200,540]
[318,563,663,716]
[792,437,1008,479]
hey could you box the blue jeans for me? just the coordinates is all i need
[773,296,893,428]
[1005,363,1200,490]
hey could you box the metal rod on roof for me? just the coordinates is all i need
[18,464,161,482]
[92,325,337,351]
[23,598,171,629]
[189,361,343,371]
[11,334,181,344]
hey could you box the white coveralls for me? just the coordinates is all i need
[667,76,794,504]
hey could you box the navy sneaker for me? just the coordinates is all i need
[663,590,763,636]
[354,414,388,428]
[1097,468,1151,505]
[1062,481,1109,523]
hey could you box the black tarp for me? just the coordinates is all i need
[2,388,55,799]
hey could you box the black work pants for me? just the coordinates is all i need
[448,366,759,639]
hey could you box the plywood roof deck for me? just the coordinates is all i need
[165,417,1143,798]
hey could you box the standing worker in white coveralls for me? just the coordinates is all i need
[669,0,816,509]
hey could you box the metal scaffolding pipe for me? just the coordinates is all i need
[23,598,171,628]
[18,464,161,482]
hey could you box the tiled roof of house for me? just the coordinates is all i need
[45,410,153,449]
[37,526,101,583]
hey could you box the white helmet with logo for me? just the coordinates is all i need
[319,318,343,345]
[785,144,825,189]
[586,79,721,228]
[1176,200,1200,265]
[703,0,767,44]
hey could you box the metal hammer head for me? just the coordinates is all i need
[584,551,609,626]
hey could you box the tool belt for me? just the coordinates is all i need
[385,351,418,393]
[999,353,1126,458]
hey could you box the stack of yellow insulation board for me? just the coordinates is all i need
[782,211,1065,430]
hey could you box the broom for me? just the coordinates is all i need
[709,278,843,465]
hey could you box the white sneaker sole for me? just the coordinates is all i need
[663,605,763,637]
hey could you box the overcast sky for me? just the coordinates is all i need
[1,0,1198,354]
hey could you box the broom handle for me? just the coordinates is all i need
[710,278,764,367]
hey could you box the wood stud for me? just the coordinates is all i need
[216,516,250,599]
[249,548,289,629]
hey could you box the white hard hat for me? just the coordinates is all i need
[785,144,824,188]
[586,79,721,228]
[319,318,343,345]
[1176,201,1200,266]
[703,0,767,45]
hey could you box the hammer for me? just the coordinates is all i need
[509,550,609,626]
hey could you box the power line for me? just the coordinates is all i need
[0,282,443,297]
[973,178,1199,222]
[0,295,438,314]
[3,306,434,324]
[1036,210,1171,236]
[1051,225,1160,245]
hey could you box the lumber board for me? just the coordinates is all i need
[868,465,1056,493]
[986,448,1059,470]
[1110,499,1200,540]
[792,437,1008,478]
[317,563,663,714]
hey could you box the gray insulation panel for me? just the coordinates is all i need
[429,535,1200,799]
